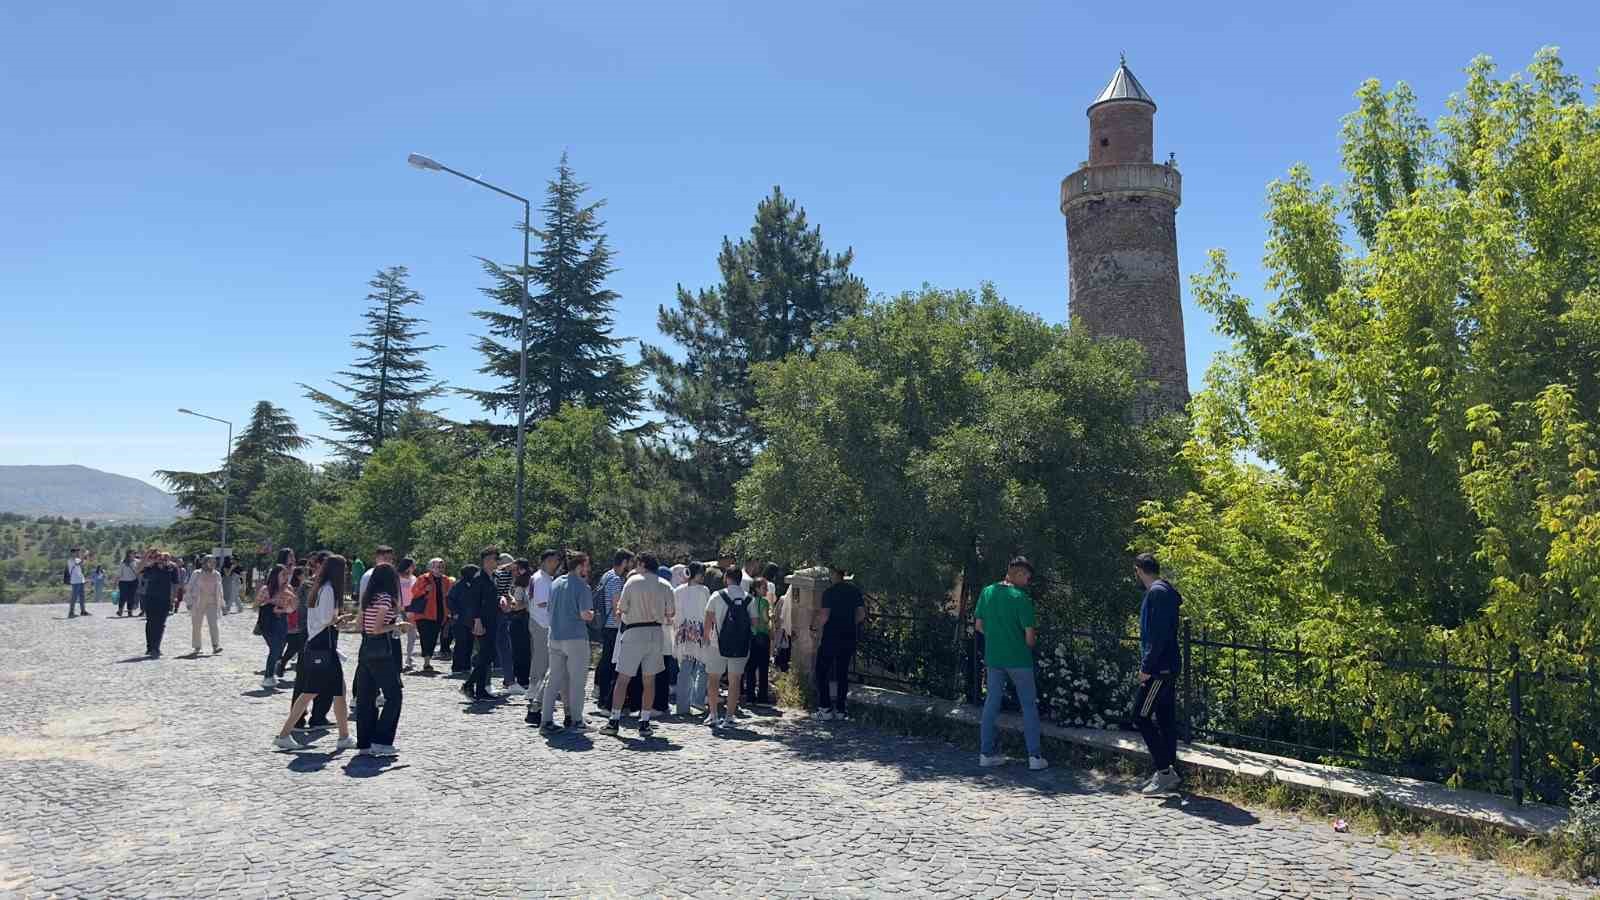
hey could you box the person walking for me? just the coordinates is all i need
[407,558,453,674]
[539,552,596,733]
[187,554,224,655]
[66,548,88,617]
[814,567,866,720]
[138,551,180,657]
[116,551,140,617]
[256,550,297,690]
[601,553,671,738]
[672,563,711,718]
[1133,552,1184,796]
[273,555,357,752]
[704,569,753,729]
[446,564,479,677]
[220,557,242,615]
[353,563,410,757]
[974,557,1047,771]
[524,550,558,726]
[742,565,779,705]
[459,548,503,702]
[593,549,632,710]
[278,557,319,680]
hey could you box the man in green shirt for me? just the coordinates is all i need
[974,556,1047,771]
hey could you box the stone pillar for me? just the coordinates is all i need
[783,566,831,684]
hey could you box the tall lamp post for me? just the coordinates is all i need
[407,152,532,550]
[177,408,233,553]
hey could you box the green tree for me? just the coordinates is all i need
[309,440,437,556]
[157,401,309,552]
[739,284,1173,616]
[302,266,443,463]
[248,460,326,554]
[641,186,867,545]
[465,156,642,429]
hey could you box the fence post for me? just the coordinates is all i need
[1508,643,1524,806]
[1182,619,1193,742]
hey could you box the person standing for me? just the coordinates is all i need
[357,546,394,597]
[524,550,558,726]
[703,570,753,728]
[539,552,596,733]
[91,565,106,605]
[220,557,242,615]
[974,557,1047,771]
[742,565,779,705]
[353,563,410,757]
[116,551,140,617]
[672,563,711,718]
[138,551,180,658]
[447,565,479,677]
[187,554,224,655]
[491,553,522,696]
[459,548,503,702]
[278,557,319,680]
[66,548,88,618]
[256,550,297,690]
[408,558,453,674]
[814,568,866,721]
[1133,552,1184,796]
[396,557,419,669]
[593,549,632,710]
[601,553,671,738]
[272,555,357,752]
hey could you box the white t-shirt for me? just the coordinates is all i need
[530,568,554,628]
[358,569,372,597]
[673,583,711,661]
[669,564,689,587]
[307,584,338,638]
[706,581,750,657]
[118,561,138,582]
[399,574,416,609]
[69,557,84,585]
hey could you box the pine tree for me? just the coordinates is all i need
[640,186,866,541]
[463,155,642,428]
[157,401,309,551]
[302,266,443,463]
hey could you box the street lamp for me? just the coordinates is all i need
[406,152,533,550]
[177,408,233,553]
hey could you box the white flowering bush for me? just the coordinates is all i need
[1034,636,1141,730]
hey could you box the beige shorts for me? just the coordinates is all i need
[704,653,747,676]
[613,626,665,677]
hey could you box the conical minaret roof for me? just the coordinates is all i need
[1089,55,1155,111]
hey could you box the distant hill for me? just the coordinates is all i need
[0,465,179,524]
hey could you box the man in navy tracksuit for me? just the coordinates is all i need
[1134,552,1184,796]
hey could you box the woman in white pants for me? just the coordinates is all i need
[187,555,224,655]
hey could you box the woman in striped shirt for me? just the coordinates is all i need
[354,563,411,757]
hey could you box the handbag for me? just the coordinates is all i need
[301,632,337,678]
[358,634,393,663]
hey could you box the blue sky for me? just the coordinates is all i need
[2,2,1595,485]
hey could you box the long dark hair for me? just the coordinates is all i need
[312,555,346,607]
[361,562,400,608]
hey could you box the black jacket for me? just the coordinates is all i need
[1138,579,1184,676]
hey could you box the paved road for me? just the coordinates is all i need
[0,604,1585,898]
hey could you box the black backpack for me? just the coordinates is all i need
[62,564,72,585]
[716,590,753,658]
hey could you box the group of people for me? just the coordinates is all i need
[78,540,1185,794]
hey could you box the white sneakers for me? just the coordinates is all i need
[335,736,357,751]
[359,744,398,757]
[272,735,303,751]
[502,684,525,698]
[1140,767,1181,796]
[978,753,1009,767]
[1028,756,1050,771]
[815,709,834,721]
[260,676,276,690]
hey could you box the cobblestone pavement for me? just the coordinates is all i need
[0,605,1588,899]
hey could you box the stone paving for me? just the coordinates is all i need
[0,604,1588,899]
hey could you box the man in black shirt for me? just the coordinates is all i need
[814,568,866,720]
[138,553,180,659]
[460,548,503,702]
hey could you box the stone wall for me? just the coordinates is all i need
[1088,100,1153,166]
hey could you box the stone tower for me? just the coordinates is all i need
[1061,57,1189,417]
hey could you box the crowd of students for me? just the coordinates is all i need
[86,542,1185,793]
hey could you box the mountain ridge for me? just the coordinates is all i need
[0,465,179,524]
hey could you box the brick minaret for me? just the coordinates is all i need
[1061,57,1189,418]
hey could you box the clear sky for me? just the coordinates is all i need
[3,2,1595,486]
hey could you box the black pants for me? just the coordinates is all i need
[1134,674,1179,771]
[417,619,441,659]
[279,632,306,677]
[117,580,138,614]
[743,632,772,702]
[594,628,618,708]
[509,612,531,687]
[144,602,170,656]
[354,655,402,748]
[437,618,454,656]
[815,642,855,711]
[467,624,497,694]
[293,630,337,724]
[451,622,473,673]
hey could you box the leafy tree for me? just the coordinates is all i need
[739,284,1174,618]
[464,156,642,429]
[248,460,327,555]
[302,266,443,463]
[157,401,309,552]
[309,440,437,556]
[641,186,867,544]
[1137,50,1600,797]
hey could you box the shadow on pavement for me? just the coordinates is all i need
[1160,793,1261,827]
[343,758,409,778]
[287,750,340,773]
[114,655,157,664]
[240,688,277,698]
[616,736,683,752]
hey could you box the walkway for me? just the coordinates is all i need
[0,605,1582,898]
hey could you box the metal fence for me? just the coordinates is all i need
[848,604,1599,806]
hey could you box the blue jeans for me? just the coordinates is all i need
[980,665,1042,757]
[70,582,86,614]
[676,657,707,717]
[261,613,287,680]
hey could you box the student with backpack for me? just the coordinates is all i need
[702,569,754,729]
